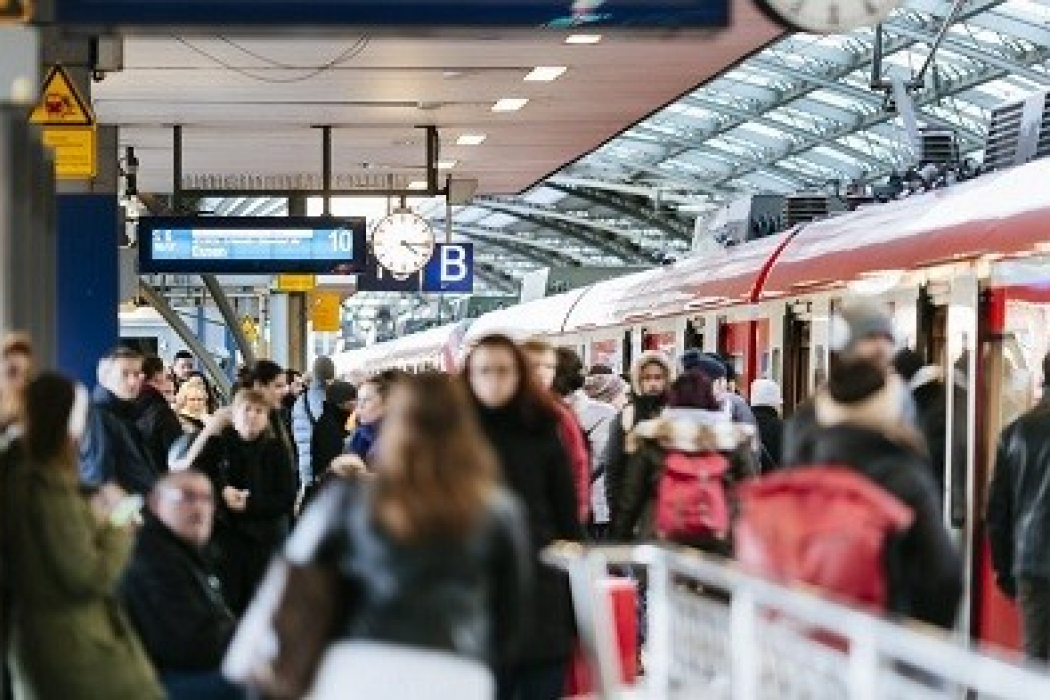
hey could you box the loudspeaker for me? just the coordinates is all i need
[446,177,478,205]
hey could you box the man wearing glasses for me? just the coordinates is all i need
[119,471,244,699]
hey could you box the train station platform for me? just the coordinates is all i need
[546,545,1050,700]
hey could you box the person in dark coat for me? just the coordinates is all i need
[136,355,184,475]
[347,369,403,465]
[189,388,297,615]
[79,346,159,495]
[749,378,784,473]
[463,335,583,700]
[302,381,358,506]
[783,299,899,467]
[987,352,1050,661]
[236,360,300,500]
[805,356,962,630]
[604,350,674,526]
[120,471,243,699]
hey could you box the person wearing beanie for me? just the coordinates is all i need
[679,351,758,435]
[749,378,783,473]
[807,356,962,630]
[605,351,674,525]
[783,299,901,466]
[291,355,337,491]
[988,351,1050,660]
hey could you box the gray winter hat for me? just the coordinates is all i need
[830,300,895,353]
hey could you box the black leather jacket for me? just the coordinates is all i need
[988,399,1050,589]
[289,480,532,668]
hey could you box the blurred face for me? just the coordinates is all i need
[1,352,31,392]
[376,385,412,469]
[712,376,728,400]
[105,357,144,401]
[149,373,175,403]
[849,336,896,370]
[527,348,557,390]
[152,476,214,547]
[356,381,386,425]
[182,389,208,417]
[233,399,269,441]
[469,345,520,409]
[173,357,195,380]
[288,374,305,397]
[638,361,669,396]
[257,375,287,410]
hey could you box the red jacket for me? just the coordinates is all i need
[554,402,591,524]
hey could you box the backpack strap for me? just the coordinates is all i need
[303,395,319,428]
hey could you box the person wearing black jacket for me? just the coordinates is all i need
[304,381,357,501]
[119,471,243,699]
[285,373,530,699]
[463,335,583,700]
[136,356,184,474]
[806,357,962,630]
[987,353,1050,660]
[79,347,159,495]
[190,389,296,615]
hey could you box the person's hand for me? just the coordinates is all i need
[223,486,248,512]
[329,454,368,480]
[90,482,127,523]
[204,407,233,435]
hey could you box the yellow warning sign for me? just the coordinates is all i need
[30,66,95,126]
[241,316,260,344]
[40,127,96,178]
[311,292,342,332]
[30,66,97,179]
[276,274,316,292]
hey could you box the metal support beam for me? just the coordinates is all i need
[544,182,692,242]
[321,125,332,217]
[139,279,232,397]
[434,221,585,267]
[202,274,256,365]
[173,125,183,211]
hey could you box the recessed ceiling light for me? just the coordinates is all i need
[566,34,602,44]
[525,66,567,82]
[438,160,458,169]
[407,181,428,190]
[456,134,487,146]
[492,98,529,112]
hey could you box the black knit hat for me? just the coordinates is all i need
[827,356,886,405]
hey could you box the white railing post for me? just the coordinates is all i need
[847,620,879,700]
[642,546,672,700]
[730,586,759,700]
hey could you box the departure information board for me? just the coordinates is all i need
[138,216,367,274]
[54,1,727,27]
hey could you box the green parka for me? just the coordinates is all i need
[4,460,162,700]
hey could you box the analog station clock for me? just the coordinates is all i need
[755,0,902,34]
[370,210,436,277]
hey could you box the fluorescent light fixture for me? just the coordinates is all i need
[492,98,528,112]
[525,66,567,82]
[456,134,487,146]
[566,34,602,44]
[438,160,458,169]
[407,181,427,190]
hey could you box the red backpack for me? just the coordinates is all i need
[734,467,913,609]
[655,451,731,541]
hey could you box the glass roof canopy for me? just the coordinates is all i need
[440,0,1050,294]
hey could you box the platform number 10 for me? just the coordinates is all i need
[328,228,354,253]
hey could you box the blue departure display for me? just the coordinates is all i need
[138,216,367,274]
[55,1,727,27]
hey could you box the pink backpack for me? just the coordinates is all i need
[655,451,731,540]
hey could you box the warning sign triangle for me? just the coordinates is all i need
[30,66,95,127]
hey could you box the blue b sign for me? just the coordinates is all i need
[423,243,473,293]
[358,243,473,293]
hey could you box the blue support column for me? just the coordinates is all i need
[56,194,119,386]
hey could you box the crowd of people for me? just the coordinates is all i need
[0,294,1046,698]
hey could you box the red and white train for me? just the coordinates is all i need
[334,156,1050,650]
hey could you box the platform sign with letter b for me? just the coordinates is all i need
[422,243,473,293]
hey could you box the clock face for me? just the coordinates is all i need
[370,211,436,276]
[756,0,902,33]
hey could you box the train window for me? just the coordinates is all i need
[685,319,703,350]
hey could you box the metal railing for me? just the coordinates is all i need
[543,544,1050,700]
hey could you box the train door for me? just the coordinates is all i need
[973,257,1050,650]
[783,302,812,415]
[685,317,704,351]
[622,328,633,373]
[717,311,769,400]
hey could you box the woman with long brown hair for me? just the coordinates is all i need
[283,372,530,699]
[462,334,583,700]
[3,372,162,699]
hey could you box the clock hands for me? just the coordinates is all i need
[401,241,432,254]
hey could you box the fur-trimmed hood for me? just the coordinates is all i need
[627,408,754,455]
[629,350,675,396]
[814,373,925,453]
